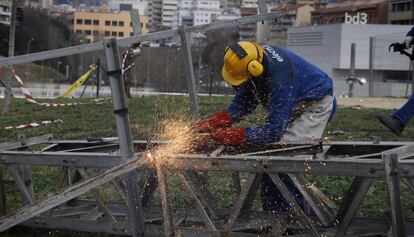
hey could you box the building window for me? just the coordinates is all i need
[111,31,117,36]
[76,19,83,24]
[105,31,110,36]
[112,21,118,26]
[105,20,110,26]
[130,22,132,27]
[93,30,99,36]
[385,71,411,83]
[140,22,143,27]
[130,32,134,36]
[87,39,91,43]
[391,19,411,25]
[85,30,92,35]
[119,32,124,37]
[119,21,124,26]
[146,23,149,28]
[76,29,82,34]
[68,19,74,25]
[392,2,412,12]
[93,20,99,25]
[84,19,92,25]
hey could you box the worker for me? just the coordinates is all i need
[378,26,414,136]
[193,41,336,213]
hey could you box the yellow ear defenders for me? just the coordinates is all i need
[227,42,264,78]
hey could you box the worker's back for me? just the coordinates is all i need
[263,45,333,103]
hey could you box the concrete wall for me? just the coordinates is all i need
[333,69,410,98]
[288,23,413,98]
[288,24,342,78]
[339,24,412,70]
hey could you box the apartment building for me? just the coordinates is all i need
[238,0,258,41]
[388,0,413,25]
[192,0,221,26]
[148,0,163,31]
[161,0,178,28]
[149,0,221,31]
[220,0,241,10]
[69,10,149,43]
[0,0,11,25]
[311,0,389,25]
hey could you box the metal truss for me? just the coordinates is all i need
[1,137,414,236]
[0,2,413,236]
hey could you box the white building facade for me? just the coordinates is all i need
[149,0,221,30]
[192,0,220,26]
[0,0,11,25]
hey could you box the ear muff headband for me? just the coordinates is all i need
[227,42,248,58]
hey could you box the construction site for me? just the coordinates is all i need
[1,1,414,236]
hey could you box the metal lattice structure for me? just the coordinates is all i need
[1,5,414,237]
[1,137,414,236]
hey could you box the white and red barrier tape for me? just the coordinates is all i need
[5,119,63,130]
[1,67,109,107]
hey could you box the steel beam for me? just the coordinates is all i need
[139,169,157,211]
[267,173,319,237]
[155,160,174,237]
[0,151,123,167]
[177,173,217,230]
[0,162,5,216]
[0,134,53,151]
[178,27,199,118]
[288,174,334,226]
[104,38,146,236]
[334,177,374,237]
[163,154,385,177]
[183,172,221,219]
[9,165,34,205]
[225,173,260,231]
[77,168,117,222]
[0,155,148,232]
[383,154,406,237]
[0,12,280,67]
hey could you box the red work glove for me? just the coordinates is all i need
[192,110,233,133]
[213,127,248,146]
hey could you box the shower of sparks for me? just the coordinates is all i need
[146,116,205,163]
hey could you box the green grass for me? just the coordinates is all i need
[1,96,414,236]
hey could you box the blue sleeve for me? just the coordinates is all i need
[227,83,259,123]
[245,85,296,144]
[407,26,414,37]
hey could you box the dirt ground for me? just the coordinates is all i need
[337,97,408,109]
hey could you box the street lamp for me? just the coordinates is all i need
[27,38,34,54]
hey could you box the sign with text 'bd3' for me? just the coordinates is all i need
[344,12,368,25]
